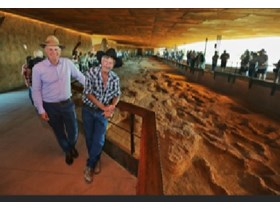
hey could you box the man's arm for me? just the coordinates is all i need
[106,95,120,112]
[86,92,117,118]
[102,95,120,118]
[86,90,120,118]
[32,66,44,114]
[32,66,49,121]
[104,77,121,117]
[69,59,85,86]
[86,93,107,111]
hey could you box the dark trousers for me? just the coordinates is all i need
[212,63,217,71]
[43,100,78,153]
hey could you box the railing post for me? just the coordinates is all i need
[271,83,276,96]
[130,113,135,155]
[137,112,163,195]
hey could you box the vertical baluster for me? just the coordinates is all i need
[130,113,135,155]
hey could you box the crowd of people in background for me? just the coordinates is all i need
[161,47,280,83]
[163,48,206,71]
[238,49,268,80]
[72,50,99,73]
[70,48,144,74]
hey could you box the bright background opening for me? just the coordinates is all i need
[158,37,280,72]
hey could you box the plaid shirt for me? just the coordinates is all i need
[82,66,121,108]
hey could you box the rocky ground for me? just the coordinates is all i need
[81,56,280,195]
[109,58,280,195]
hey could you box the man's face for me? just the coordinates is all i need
[101,56,115,72]
[44,46,61,61]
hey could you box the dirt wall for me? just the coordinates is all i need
[0,12,92,92]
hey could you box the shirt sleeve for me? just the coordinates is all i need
[32,65,45,114]
[69,59,85,86]
[83,70,93,95]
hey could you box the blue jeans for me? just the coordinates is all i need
[28,87,34,105]
[43,100,78,153]
[82,106,108,168]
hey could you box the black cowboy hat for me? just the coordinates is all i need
[96,48,122,68]
[96,51,105,64]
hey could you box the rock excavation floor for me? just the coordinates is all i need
[101,57,280,195]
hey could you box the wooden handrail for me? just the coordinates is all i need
[117,101,163,195]
[71,83,163,195]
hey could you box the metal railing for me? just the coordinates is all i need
[106,113,140,156]
[71,83,163,195]
[158,56,280,96]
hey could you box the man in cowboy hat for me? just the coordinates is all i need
[82,48,122,183]
[32,35,85,165]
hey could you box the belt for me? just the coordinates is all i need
[43,98,71,105]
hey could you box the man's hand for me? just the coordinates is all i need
[103,104,115,112]
[102,104,117,118]
[103,110,114,118]
[107,104,115,112]
[40,112,50,121]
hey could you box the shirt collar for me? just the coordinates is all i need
[46,58,62,66]
[97,66,114,79]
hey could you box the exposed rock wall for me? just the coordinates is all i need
[0,12,92,92]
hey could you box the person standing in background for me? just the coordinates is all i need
[220,50,230,72]
[211,51,219,71]
[21,50,44,105]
